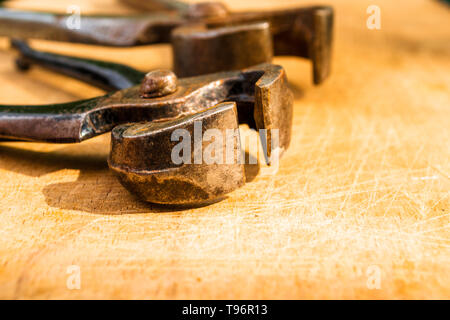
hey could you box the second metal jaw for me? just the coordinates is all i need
[0,2,333,84]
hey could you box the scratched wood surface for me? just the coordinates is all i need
[0,0,449,299]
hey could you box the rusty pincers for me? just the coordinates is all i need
[0,0,333,83]
[0,63,293,205]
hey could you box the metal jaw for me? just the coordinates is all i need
[0,63,293,205]
[0,1,333,84]
[109,103,246,205]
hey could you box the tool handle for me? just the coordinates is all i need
[0,8,178,46]
[0,97,106,143]
[119,0,189,12]
[12,39,146,91]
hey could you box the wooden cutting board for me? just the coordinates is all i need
[0,0,448,299]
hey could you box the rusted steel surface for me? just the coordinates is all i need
[109,102,245,205]
[139,69,178,98]
[0,63,293,205]
[11,39,146,91]
[119,0,190,12]
[12,22,273,88]
[0,1,333,83]
[172,22,273,77]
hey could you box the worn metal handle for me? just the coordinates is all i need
[0,8,182,46]
[12,39,145,91]
[0,97,109,143]
[119,0,189,12]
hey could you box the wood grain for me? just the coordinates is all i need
[0,0,449,299]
